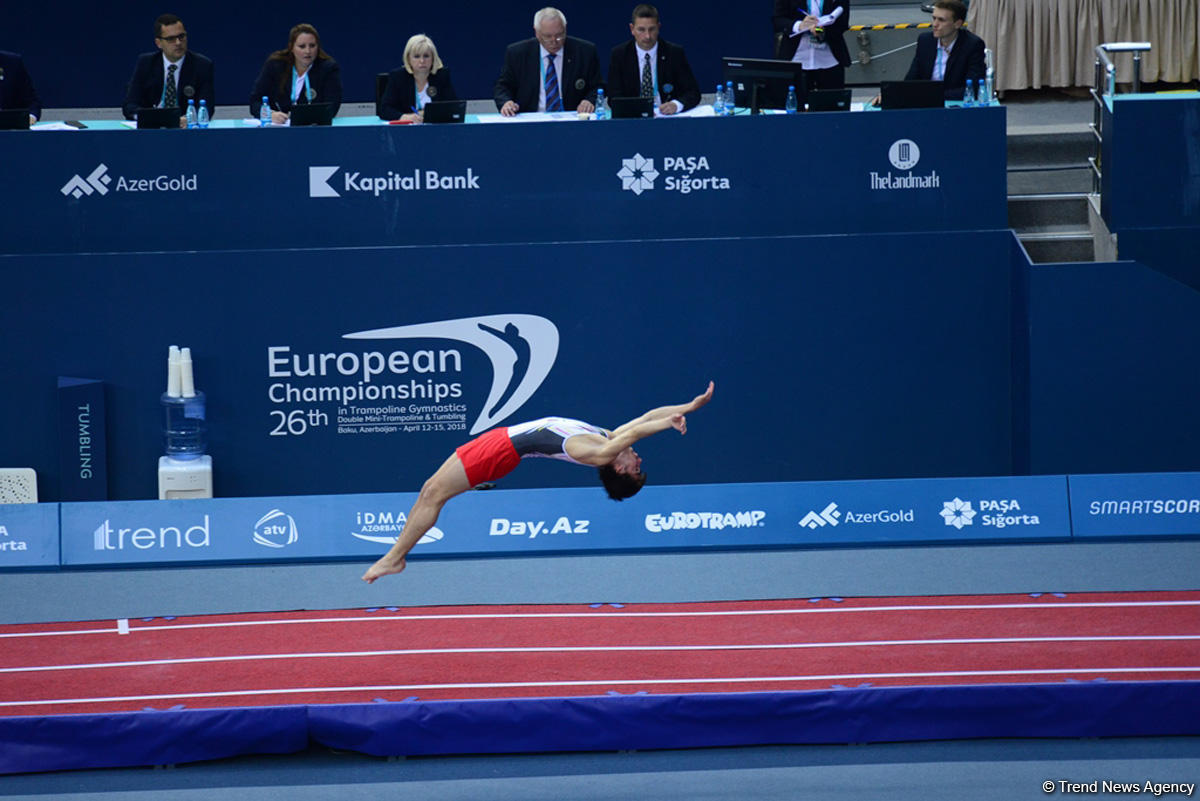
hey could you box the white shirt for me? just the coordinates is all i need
[933,35,958,81]
[538,45,562,112]
[789,3,844,70]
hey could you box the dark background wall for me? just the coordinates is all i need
[6,1,783,111]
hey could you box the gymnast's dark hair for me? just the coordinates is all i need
[598,464,646,501]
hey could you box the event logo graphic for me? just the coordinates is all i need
[309,165,481,198]
[92,515,211,550]
[940,497,976,529]
[253,509,299,548]
[61,163,198,200]
[888,139,921,170]
[343,314,559,434]
[799,502,841,529]
[350,510,443,546]
[617,153,659,195]
[61,164,112,198]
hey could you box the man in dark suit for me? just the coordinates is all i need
[905,0,985,100]
[773,0,851,92]
[0,50,42,124]
[607,4,700,114]
[494,7,603,116]
[121,14,216,124]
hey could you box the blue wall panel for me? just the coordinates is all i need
[1,232,1016,501]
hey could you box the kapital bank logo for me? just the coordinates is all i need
[309,165,481,198]
[253,509,298,548]
[62,163,199,200]
[342,314,558,434]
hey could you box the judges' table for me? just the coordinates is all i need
[4,108,1006,255]
[970,0,1200,91]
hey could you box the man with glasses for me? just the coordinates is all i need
[494,7,603,117]
[122,13,215,125]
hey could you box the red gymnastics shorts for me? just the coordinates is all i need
[455,427,520,486]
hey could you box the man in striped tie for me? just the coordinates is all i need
[495,7,604,117]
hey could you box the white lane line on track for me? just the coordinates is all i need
[3,634,1199,674]
[3,600,1199,640]
[4,666,1200,708]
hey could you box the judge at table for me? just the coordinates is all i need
[494,7,603,116]
[379,34,458,122]
[250,23,342,124]
[905,0,985,100]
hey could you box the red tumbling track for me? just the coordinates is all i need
[2,591,1199,717]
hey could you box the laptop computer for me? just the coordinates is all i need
[609,96,654,119]
[290,102,335,126]
[422,100,467,124]
[0,109,32,130]
[879,80,945,110]
[135,107,182,129]
[807,89,851,112]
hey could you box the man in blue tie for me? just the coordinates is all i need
[905,0,985,100]
[121,13,216,126]
[494,7,603,117]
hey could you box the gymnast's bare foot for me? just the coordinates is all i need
[362,555,406,583]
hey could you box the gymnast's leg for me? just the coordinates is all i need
[361,452,472,583]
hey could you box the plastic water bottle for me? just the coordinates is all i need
[594,88,608,120]
[260,96,272,127]
[785,85,798,114]
[197,99,210,128]
[186,98,197,128]
[713,83,725,116]
[963,79,975,107]
[725,80,735,115]
[162,346,207,460]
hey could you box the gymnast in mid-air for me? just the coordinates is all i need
[362,380,714,583]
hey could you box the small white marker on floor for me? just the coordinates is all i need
[117,619,130,635]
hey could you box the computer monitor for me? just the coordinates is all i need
[879,80,945,110]
[422,100,467,124]
[290,102,335,126]
[609,96,654,119]
[135,107,181,129]
[721,57,805,114]
[0,109,32,130]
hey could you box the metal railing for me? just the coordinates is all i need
[1090,42,1152,192]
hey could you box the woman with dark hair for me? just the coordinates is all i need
[379,33,458,122]
[250,23,342,124]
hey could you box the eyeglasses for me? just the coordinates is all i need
[536,32,565,43]
[157,33,187,43]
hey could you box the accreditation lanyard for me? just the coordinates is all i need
[292,67,315,104]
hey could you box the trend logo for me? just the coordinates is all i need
[309,166,340,197]
[61,164,112,199]
[940,497,976,529]
[618,153,659,195]
[344,314,559,434]
[888,139,921,170]
[799,502,841,529]
[253,509,299,548]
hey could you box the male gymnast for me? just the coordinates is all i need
[361,380,714,583]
